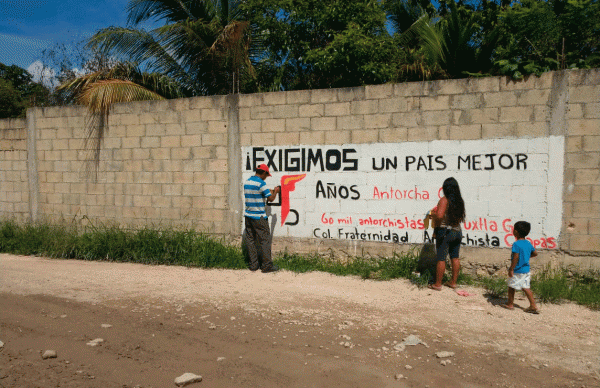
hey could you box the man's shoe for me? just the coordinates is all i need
[261,265,279,273]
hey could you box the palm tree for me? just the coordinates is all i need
[58,0,256,176]
[88,0,255,95]
[391,1,499,81]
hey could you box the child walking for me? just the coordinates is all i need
[501,221,540,314]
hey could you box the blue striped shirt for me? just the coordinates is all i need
[244,175,271,219]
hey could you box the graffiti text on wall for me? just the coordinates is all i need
[241,138,564,249]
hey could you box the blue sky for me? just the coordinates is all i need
[0,0,130,70]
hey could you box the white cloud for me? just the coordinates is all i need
[27,60,60,89]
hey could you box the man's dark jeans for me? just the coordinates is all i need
[244,217,274,270]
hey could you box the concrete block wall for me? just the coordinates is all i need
[238,69,599,265]
[563,71,600,253]
[0,118,28,220]
[0,69,598,268]
[28,96,231,233]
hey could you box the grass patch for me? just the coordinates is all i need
[274,249,423,282]
[0,219,246,269]
[476,266,600,310]
[532,266,600,309]
[1,219,599,309]
[479,277,508,298]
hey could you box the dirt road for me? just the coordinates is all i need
[0,253,598,387]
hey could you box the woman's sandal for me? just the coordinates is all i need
[524,307,540,314]
[428,284,442,291]
[444,282,458,289]
[500,304,514,310]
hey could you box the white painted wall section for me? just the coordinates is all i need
[242,137,564,249]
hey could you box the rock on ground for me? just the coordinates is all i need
[394,334,428,351]
[42,350,57,359]
[86,338,104,347]
[174,372,202,387]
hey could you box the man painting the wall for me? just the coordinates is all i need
[244,163,281,273]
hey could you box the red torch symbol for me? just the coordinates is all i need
[280,174,306,226]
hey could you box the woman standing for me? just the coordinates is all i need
[428,177,466,291]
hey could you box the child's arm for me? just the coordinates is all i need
[508,252,519,277]
[531,249,538,258]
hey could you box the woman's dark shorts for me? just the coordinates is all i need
[434,227,462,261]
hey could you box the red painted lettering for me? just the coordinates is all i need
[504,233,515,247]
[502,219,513,233]
[321,213,333,225]
[490,221,498,232]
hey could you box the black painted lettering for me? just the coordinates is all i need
[265,149,278,171]
[339,186,349,199]
[386,157,397,170]
[284,148,300,171]
[484,153,496,170]
[516,153,528,170]
[498,154,514,169]
[458,155,471,170]
[326,183,337,198]
[325,150,341,171]
[372,158,384,171]
[316,180,326,198]
[472,154,481,170]
[405,156,416,171]
[252,147,264,169]
[417,156,428,170]
[307,149,324,171]
[342,149,358,171]
[435,155,447,170]
[278,150,282,171]
[350,185,360,200]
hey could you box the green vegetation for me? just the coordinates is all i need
[532,266,600,308]
[276,249,424,283]
[479,276,508,298]
[45,0,600,102]
[0,219,246,269]
[0,63,50,118]
[1,219,598,310]
[479,266,600,309]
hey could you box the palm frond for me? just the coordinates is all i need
[78,79,165,115]
[77,78,165,179]
[386,0,427,34]
[87,26,199,93]
[126,0,216,25]
[399,14,447,66]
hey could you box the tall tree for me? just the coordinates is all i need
[391,0,500,81]
[242,0,399,91]
[87,0,256,96]
[59,0,258,176]
[493,0,600,79]
[0,63,50,118]
[385,0,436,34]
[0,78,25,119]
